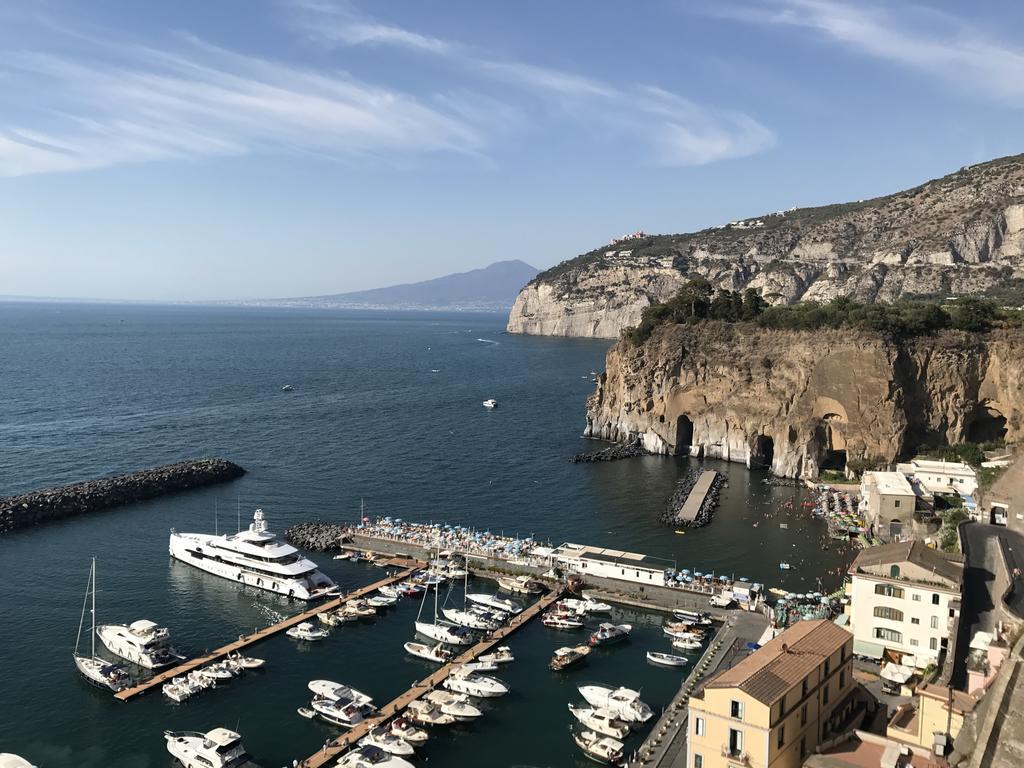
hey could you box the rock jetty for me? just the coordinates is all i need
[662,467,725,528]
[285,521,345,552]
[0,458,245,534]
[570,438,647,463]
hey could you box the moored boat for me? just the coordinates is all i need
[646,651,689,667]
[572,729,625,765]
[164,727,260,768]
[496,574,543,594]
[478,646,514,665]
[405,698,456,726]
[443,665,508,698]
[568,704,631,739]
[424,689,483,721]
[578,684,653,723]
[286,622,328,641]
[337,745,413,768]
[671,609,711,625]
[466,592,522,614]
[588,623,631,646]
[97,619,184,669]
[550,644,591,670]
[403,641,452,664]
[359,726,416,756]
[543,613,584,630]
[389,717,429,744]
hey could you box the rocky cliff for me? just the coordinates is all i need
[584,324,1024,478]
[509,154,1024,338]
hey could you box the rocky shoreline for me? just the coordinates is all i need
[662,468,725,528]
[570,439,647,463]
[0,458,245,534]
[284,521,346,551]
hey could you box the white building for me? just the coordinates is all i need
[549,543,669,587]
[895,459,977,497]
[846,541,963,669]
[859,471,916,538]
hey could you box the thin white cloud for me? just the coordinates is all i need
[0,36,482,177]
[288,1,776,166]
[716,0,1024,104]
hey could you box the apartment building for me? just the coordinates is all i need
[686,620,856,768]
[846,541,963,669]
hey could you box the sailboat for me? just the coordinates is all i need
[414,580,473,646]
[441,556,503,631]
[73,558,130,692]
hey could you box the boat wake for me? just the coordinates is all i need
[476,338,499,345]
[251,601,286,625]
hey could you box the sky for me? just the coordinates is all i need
[1,1,1022,301]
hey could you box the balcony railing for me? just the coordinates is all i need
[720,746,750,765]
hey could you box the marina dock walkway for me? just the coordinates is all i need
[298,588,564,768]
[115,560,421,702]
[675,470,718,525]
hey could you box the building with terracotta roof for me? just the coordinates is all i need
[845,541,963,669]
[886,682,977,754]
[686,619,856,768]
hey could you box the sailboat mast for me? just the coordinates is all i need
[75,560,91,656]
[91,558,96,657]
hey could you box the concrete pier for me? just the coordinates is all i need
[675,470,719,525]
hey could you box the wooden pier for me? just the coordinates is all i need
[675,470,719,525]
[114,560,422,702]
[297,588,564,768]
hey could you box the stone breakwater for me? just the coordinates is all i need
[662,468,725,528]
[0,459,245,534]
[569,438,647,463]
[285,521,345,552]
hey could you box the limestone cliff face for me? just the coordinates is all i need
[584,324,1024,478]
[508,154,1024,338]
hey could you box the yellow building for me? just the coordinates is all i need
[886,682,977,753]
[686,620,856,768]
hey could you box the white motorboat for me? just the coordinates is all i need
[578,685,653,723]
[308,679,374,707]
[779,562,792,570]
[73,558,131,692]
[287,622,328,641]
[359,726,416,756]
[162,679,193,703]
[663,626,702,641]
[338,745,414,768]
[543,613,584,630]
[367,595,397,609]
[460,660,499,673]
[671,609,711,625]
[281,384,294,392]
[202,663,234,681]
[227,652,265,669]
[647,651,689,667]
[588,623,632,647]
[403,641,452,664]
[297,707,316,720]
[443,665,508,698]
[169,508,336,601]
[343,599,377,619]
[672,637,702,651]
[478,646,514,664]
[424,690,483,720]
[97,619,183,669]
[442,607,501,630]
[0,756,37,768]
[568,705,631,739]
[405,699,456,726]
[559,598,612,614]
[389,717,428,745]
[496,574,542,594]
[466,592,521,614]
[378,585,402,599]
[482,399,497,409]
[164,728,260,768]
[572,729,625,765]
[333,551,353,560]
[319,611,346,628]
[550,644,591,670]
[310,695,370,728]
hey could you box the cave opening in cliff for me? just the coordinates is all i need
[752,435,774,470]
[674,415,693,454]
[967,404,1007,443]
[815,419,847,472]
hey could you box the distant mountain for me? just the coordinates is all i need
[263,260,539,311]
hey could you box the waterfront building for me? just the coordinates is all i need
[686,619,856,768]
[803,730,938,768]
[549,543,670,587]
[858,471,916,539]
[886,682,977,754]
[895,458,977,498]
[845,541,963,669]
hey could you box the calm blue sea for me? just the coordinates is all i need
[0,303,846,767]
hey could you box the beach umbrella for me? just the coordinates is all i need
[719,576,729,583]
[681,569,691,574]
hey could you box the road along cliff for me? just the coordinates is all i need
[508,154,1024,338]
[584,323,1024,479]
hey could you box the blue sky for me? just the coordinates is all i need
[1,0,1022,301]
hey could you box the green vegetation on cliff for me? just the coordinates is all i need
[627,279,1022,344]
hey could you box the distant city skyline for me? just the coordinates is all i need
[1,1,1022,301]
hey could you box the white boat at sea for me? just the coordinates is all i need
[309,679,374,707]
[466,592,521,614]
[497,574,542,594]
[359,726,416,756]
[73,558,130,692]
[482,399,497,409]
[414,582,474,646]
[672,637,702,651]
[287,622,328,641]
[779,562,792,570]
[169,508,337,601]
[96,619,183,669]
[337,745,413,768]
[424,689,483,720]
[442,606,501,630]
[310,696,371,728]
[572,729,625,765]
[443,665,508,698]
[588,623,631,647]
[390,717,429,745]
[406,699,456,726]
[559,598,612,614]
[671,609,711,625]
[164,728,260,768]
[0,756,38,768]
[578,685,653,723]
[478,646,514,665]
[403,641,452,664]
[567,704,631,739]
[543,613,584,630]
[647,651,689,667]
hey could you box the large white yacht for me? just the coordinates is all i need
[164,727,260,768]
[169,508,336,601]
[97,619,183,669]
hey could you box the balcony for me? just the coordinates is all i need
[720,746,750,766]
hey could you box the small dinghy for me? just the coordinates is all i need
[297,706,316,719]
[647,651,689,667]
[403,641,452,664]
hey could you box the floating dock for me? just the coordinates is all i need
[675,470,719,524]
[298,588,564,768]
[115,560,421,702]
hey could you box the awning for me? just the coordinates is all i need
[853,639,886,659]
[880,663,915,684]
